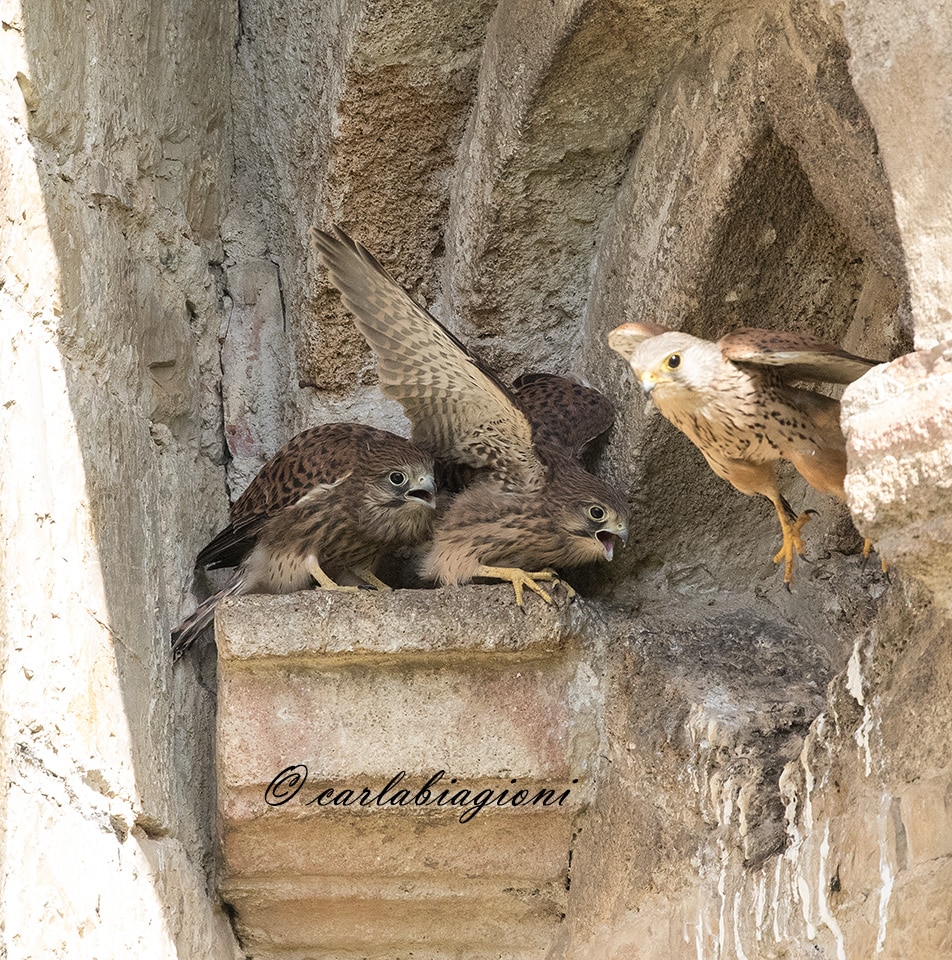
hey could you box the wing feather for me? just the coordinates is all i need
[511,373,615,457]
[718,328,879,384]
[196,425,357,568]
[608,320,677,358]
[311,226,542,487]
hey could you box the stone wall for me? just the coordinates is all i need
[1,0,949,956]
[0,0,240,954]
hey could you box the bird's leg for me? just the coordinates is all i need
[474,565,575,607]
[305,555,361,592]
[861,539,890,574]
[355,567,393,591]
[767,497,813,586]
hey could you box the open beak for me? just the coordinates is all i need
[406,474,437,509]
[596,524,628,561]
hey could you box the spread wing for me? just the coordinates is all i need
[718,328,880,384]
[311,226,543,489]
[196,424,357,569]
[511,373,615,457]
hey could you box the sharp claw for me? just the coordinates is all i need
[475,566,562,606]
[772,509,814,585]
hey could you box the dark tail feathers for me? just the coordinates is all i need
[171,575,245,661]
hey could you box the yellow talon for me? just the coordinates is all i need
[475,565,574,607]
[862,538,889,574]
[355,568,393,591]
[306,556,361,592]
[771,511,812,585]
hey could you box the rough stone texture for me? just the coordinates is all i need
[2,0,950,956]
[217,589,599,958]
[0,0,240,956]
[842,345,952,613]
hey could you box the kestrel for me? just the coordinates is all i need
[510,372,616,461]
[171,422,436,657]
[608,321,879,584]
[310,226,629,606]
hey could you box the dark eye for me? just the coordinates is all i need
[388,471,407,486]
[665,353,681,370]
[588,505,606,522]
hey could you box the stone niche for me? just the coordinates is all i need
[213,0,952,954]
[3,0,951,957]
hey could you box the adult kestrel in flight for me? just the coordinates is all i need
[310,226,629,606]
[608,321,879,585]
[171,422,436,657]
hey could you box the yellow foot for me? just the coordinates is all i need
[772,512,813,585]
[306,555,361,592]
[355,568,393,591]
[475,565,575,607]
[862,538,889,574]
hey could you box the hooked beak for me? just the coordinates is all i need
[638,370,658,397]
[596,523,629,561]
[406,474,437,509]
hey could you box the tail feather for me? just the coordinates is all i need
[171,575,246,661]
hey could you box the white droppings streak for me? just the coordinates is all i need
[716,838,727,956]
[846,637,866,705]
[801,740,815,833]
[798,873,817,939]
[753,871,767,941]
[817,823,847,960]
[733,892,750,960]
[771,856,784,944]
[855,706,874,777]
[876,799,895,953]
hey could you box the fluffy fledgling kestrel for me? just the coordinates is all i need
[608,321,879,584]
[310,226,629,606]
[171,422,436,657]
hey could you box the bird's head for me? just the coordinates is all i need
[550,462,630,566]
[378,464,437,511]
[579,500,629,562]
[361,459,438,548]
[610,327,719,402]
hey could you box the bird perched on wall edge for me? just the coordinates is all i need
[171,422,436,658]
[608,320,880,585]
[311,225,629,606]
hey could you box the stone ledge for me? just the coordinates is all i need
[216,586,601,959]
[216,586,588,661]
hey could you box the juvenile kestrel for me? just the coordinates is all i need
[510,372,616,461]
[171,422,436,657]
[310,226,629,606]
[608,321,879,584]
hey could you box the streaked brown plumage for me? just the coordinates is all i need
[311,226,629,605]
[608,321,880,584]
[171,422,436,657]
[510,372,615,461]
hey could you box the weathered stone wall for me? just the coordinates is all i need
[1,0,949,956]
[0,0,240,955]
